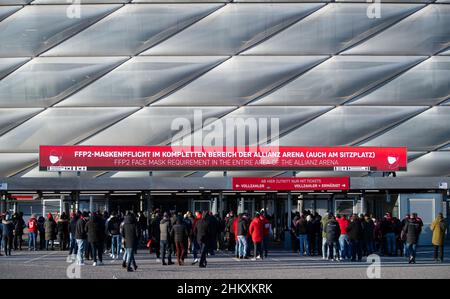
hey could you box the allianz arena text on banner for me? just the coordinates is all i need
[39,145,407,172]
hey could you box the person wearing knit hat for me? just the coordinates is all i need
[44,212,57,251]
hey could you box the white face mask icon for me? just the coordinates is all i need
[387,156,398,165]
[49,155,60,164]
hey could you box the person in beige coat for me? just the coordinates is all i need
[430,213,448,262]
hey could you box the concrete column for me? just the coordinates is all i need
[89,196,94,213]
[237,196,244,214]
[0,194,5,213]
[360,194,367,215]
[287,192,292,227]
[211,197,218,215]
[105,195,110,213]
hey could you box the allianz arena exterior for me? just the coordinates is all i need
[0,0,449,244]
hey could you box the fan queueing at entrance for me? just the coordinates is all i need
[0,209,448,270]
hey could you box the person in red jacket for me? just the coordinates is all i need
[260,211,271,258]
[27,214,38,251]
[336,214,351,260]
[249,212,264,260]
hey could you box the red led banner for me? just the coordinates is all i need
[233,177,350,191]
[39,146,407,172]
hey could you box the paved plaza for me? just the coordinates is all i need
[0,247,449,279]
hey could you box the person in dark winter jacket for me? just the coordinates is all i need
[13,212,25,251]
[194,212,211,268]
[381,213,396,256]
[121,212,138,272]
[324,214,340,261]
[107,211,121,259]
[75,212,88,265]
[346,214,363,262]
[37,216,45,250]
[225,211,236,251]
[85,213,105,266]
[150,211,161,259]
[236,214,248,259]
[159,212,174,266]
[2,214,14,256]
[294,215,309,256]
[402,213,422,264]
[170,218,189,266]
[207,212,219,255]
[362,214,375,256]
[44,213,57,251]
[68,212,79,259]
[57,212,69,251]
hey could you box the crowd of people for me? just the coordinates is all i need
[0,209,448,269]
[291,211,448,264]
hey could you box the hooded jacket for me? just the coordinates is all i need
[171,221,188,243]
[44,216,57,241]
[249,216,264,243]
[402,218,422,245]
[346,219,363,241]
[121,215,138,248]
[75,217,87,240]
[85,215,105,243]
[430,216,448,246]
[195,214,211,244]
[325,219,340,243]
[160,218,172,241]
[321,216,330,239]
[107,216,121,236]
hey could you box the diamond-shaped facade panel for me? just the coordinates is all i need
[363,107,450,151]
[43,4,224,57]
[175,106,333,146]
[152,56,327,106]
[0,108,43,135]
[0,108,138,153]
[0,153,38,178]
[0,4,121,57]
[397,152,450,177]
[344,4,450,55]
[0,57,127,108]
[350,57,450,106]
[142,3,325,56]
[277,106,427,146]
[57,56,228,107]
[82,107,235,146]
[251,56,425,106]
[244,3,424,55]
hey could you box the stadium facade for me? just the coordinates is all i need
[0,0,449,244]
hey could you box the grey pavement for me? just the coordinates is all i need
[0,247,449,279]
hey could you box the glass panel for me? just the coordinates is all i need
[43,3,224,56]
[57,56,227,107]
[0,4,121,57]
[344,5,450,55]
[142,3,325,55]
[152,56,327,106]
[0,107,139,152]
[245,3,423,55]
[278,106,427,146]
[0,57,127,108]
[0,153,37,177]
[253,56,425,106]
[363,107,450,151]
[0,108,43,135]
[350,57,450,106]
[81,106,235,146]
